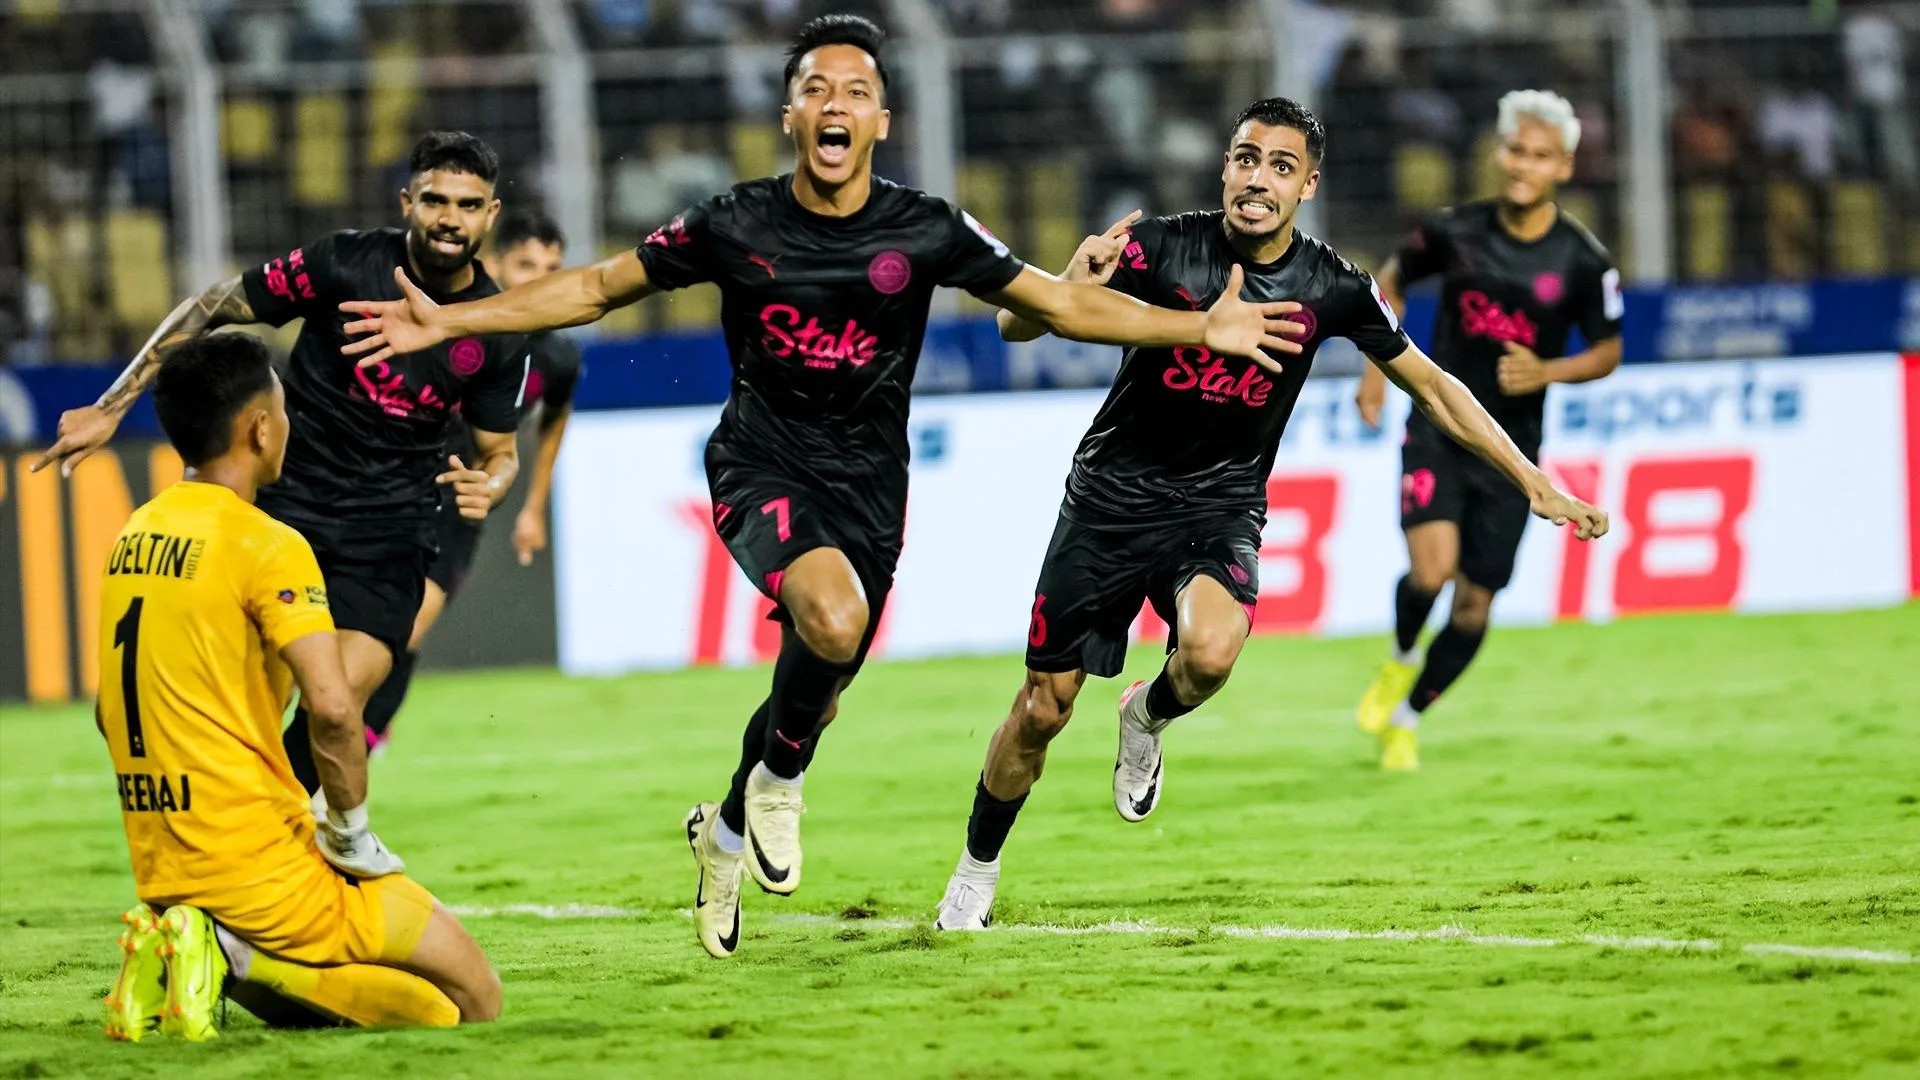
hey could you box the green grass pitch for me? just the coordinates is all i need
[3,606,1917,1077]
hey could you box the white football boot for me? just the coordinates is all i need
[684,803,744,958]
[934,850,1000,931]
[1113,680,1167,822]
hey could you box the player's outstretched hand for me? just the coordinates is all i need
[1497,341,1550,395]
[437,454,493,522]
[339,266,448,368]
[1531,488,1609,541]
[1202,265,1307,374]
[31,404,122,476]
[513,507,548,566]
[1063,210,1144,286]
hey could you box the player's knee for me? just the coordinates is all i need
[1015,672,1078,742]
[798,597,869,664]
[1408,564,1453,595]
[1450,584,1494,631]
[1177,631,1241,691]
[460,966,503,1024]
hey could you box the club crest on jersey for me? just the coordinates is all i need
[1533,272,1564,305]
[868,250,912,295]
[277,589,297,604]
[1458,290,1538,347]
[1283,304,1317,342]
[1162,346,1272,407]
[759,304,878,369]
[448,337,485,377]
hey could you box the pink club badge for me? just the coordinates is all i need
[448,338,485,377]
[1533,272,1564,305]
[868,250,911,295]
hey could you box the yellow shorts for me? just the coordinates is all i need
[172,852,437,967]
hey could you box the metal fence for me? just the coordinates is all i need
[3,0,1917,361]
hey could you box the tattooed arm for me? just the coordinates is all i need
[32,277,257,475]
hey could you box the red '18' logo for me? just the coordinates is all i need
[1161,347,1272,407]
[1459,291,1538,346]
[759,304,879,369]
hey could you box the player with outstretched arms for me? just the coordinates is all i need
[1353,90,1624,771]
[361,208,585,755]
[333,15,1310,959]
[99,334,497,1041]
[33,133,531,794]
[931,98,1608,931]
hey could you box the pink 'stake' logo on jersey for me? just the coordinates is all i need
[448,338,485,377]
[1458,291,1538,347]
[352,361,451,419]
[759,304,879,369]
[867,250,912,295]
[1161,346,1272,408]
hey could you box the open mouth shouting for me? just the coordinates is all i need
[817,125,853,168]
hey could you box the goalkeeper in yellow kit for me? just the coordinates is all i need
[97,333,500,1039]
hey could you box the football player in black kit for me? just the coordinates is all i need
[34,133,528,836]
[332,15,1309,960]
[931,98,1609,931]
[358,208,583,759]
[1353,90,1623,772]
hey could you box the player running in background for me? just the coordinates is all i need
[332,15,1307,960]
[933,98,1608,931]
[360,208,584,755]
[32,132,531,795]
[1353,90,1623,771]
[99,334,497,1040]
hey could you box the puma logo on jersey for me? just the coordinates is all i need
[747,253,781,279]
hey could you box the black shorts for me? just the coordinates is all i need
[426,496,482,599]
[1399,425,1534,591]
[1025,508,1261,679]
[705,461,902,670]
[300,534,430,659]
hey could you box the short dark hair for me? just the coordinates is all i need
[409,131,499,184]
[1232,98,1327,162]
[153,333,277,467]
[783,14,889,93]
[492,208,565,254]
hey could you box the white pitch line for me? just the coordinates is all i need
[449,905,1914,965]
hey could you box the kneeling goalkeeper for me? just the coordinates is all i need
[96,332,499,1040]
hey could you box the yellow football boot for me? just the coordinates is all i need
[1357,659,1417,735]
[103,903,166,1042]
[157,905,228,1041]
[1379,724,1420,772]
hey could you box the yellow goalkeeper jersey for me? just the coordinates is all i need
[96,481,335,900]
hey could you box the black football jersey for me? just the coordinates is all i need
[1397,199,1622,448]
[635,175,1025,529]
[1064,211,1411,526]
[443,329,582,457]
[241,228,528,552]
